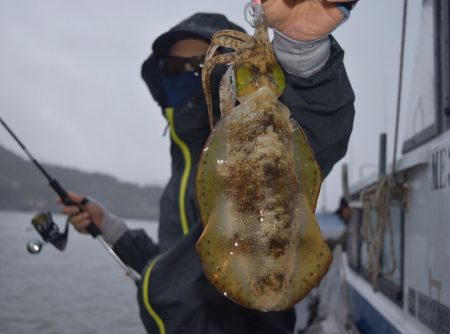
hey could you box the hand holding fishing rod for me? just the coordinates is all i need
[60,192,103,235]
[0,117,140,282]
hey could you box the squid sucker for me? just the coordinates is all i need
[195,4,332,311]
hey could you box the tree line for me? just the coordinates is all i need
[0,145,162,221]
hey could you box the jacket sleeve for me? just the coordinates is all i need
[99,209,159,273]
[113,229,159,273]
[280,36,355,177]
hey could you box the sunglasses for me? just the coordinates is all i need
[159,55,205,76]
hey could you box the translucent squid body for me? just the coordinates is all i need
[196,5,332,311]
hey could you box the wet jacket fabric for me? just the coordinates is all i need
[113,12,355,334]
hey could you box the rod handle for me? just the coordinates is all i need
[49,179,101,237]
[85,223,101,237]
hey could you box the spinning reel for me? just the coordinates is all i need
[26,212,69,254]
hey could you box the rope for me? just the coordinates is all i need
[360,177,398,291]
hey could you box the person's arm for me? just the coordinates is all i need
[263,0,357,176]
[112,228,159,273]
[280,37,355,177]
[267,0,356,78]
[101,210,159,273]
[61,192,158,273]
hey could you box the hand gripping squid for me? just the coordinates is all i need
[195,4,332,311]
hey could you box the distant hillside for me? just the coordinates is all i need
[0,145,163,220]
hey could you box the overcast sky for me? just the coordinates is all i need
[0,0,422,211]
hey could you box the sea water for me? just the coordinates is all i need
[0,210,157,334]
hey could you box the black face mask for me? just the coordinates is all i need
[162,65,227,140]
[164,94,209,140]
[162,71,203,110]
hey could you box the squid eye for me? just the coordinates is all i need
[229,68,235,86]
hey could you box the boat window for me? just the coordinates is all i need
[402,0,439,152]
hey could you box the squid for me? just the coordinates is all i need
[195,3,332,311]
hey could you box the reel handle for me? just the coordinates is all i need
[49,179,101,237]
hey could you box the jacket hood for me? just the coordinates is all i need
[141,13,245,108]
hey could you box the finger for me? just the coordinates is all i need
[74,225,89,234]
[69,212,91,233]
[57,191,91,217]
[62,205,81,215]
[69,212,90,225]
[75,220,91,234]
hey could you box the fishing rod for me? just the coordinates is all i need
[0,117,140,282]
